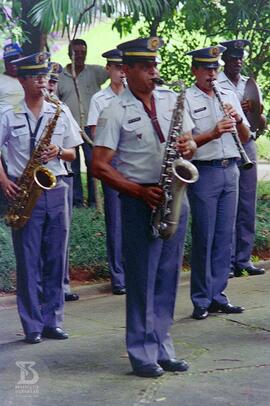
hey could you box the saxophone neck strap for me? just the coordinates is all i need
[24,113,43,153]
[131,90,165,143]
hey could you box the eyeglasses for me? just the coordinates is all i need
[25,74,50,82]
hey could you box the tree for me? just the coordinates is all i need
[180,0,270,89]
[29,0,170,40]
[21,0,46,54]
[112,0,270,105]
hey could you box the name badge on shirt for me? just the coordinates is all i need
[194,107,207,113]
[13,124,26,130]
[128,117,141,124]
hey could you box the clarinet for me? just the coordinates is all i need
[211,81,253,170]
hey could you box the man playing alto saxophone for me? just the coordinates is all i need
[185,45,250,320]
[0,52,83,344]
[92,37,196,378]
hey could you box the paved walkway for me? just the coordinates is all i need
[0,261,269,406]
[258,161,270,181]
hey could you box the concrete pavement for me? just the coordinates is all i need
[0,261,269,406]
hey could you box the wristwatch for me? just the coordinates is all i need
[57,146,63,160]
[236,117,243,125]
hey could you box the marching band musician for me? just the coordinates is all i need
[0,42,24,213]
[218,39,266,278]
[92,37,196,378]
[47,62,80,302]
[0,52,83,344]
[0,42,24,111]
[185,45,250,320]
[86,49,126,295]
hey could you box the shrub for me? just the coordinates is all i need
[0,219,16,291]
[0,181,269,291]
[69,207,108,277]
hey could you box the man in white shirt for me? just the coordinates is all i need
[0,42,24,111]
[218,39,266,278]
[92,37,196,378]
[87,49,126,295]
[0,52,83,344]
[57,39,108,208]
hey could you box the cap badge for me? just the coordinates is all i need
[147,37,160,51]
[36,53,45,64]
[51,63,59,73]
[209,47,220,57]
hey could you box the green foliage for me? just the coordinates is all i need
[255,181,270,253]
[29,0,170,38]
[113,1,270,107]
[112,14,138,38]
[180,0,270,101]
[0,1,27,44]
[69,207,107,271]
[256,135,270,161]
[0,219,16,291]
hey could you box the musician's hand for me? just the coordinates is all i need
[241,100,252,113]
[177,134,197,160]
[140,185,163,209]
[41,144,59,163]
[212,118,236,139]
[0,177,21,200]
[223,103,241,123]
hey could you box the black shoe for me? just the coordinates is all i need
[65,293,80,302]
[235,265,265,277]
[112,287,126,295]
[208,302,245,314]
[42,327,69,340]
[192,307,208,320]
[134,364,164,378]
[159,358,189,372]
[25,332,42,344]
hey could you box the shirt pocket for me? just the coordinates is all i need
[190,108,212,132]
[10,127,29,151]
[121,121,150,148]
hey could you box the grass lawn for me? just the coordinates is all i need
[51,19,139,68]
[256,134,270,161]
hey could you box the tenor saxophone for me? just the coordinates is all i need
[5,91,62,229]
[150,78,199,240]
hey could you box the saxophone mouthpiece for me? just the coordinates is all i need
[152,77,165,85]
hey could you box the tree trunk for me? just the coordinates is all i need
[21,0,47,55]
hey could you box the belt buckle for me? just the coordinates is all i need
[221,159,229,167]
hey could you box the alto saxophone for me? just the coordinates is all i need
[150,78,199,240]
[5,91,62,229]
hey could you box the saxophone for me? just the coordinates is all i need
[5,91,62,229]
[150,78,199,240]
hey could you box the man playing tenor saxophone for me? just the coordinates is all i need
[0,52,83,344]
[92,37,196,378]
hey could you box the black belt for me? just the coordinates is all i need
[139,183,159,187]
[192,158,237,168]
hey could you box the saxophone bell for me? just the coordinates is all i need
[33,166,57,190]
[150,78,199,240]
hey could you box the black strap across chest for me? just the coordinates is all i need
[24,113,43,153]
